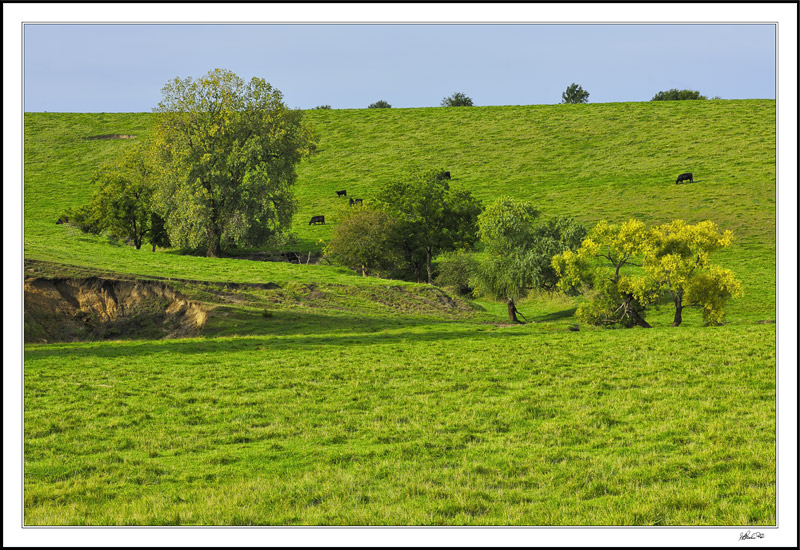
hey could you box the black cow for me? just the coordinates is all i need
[56,216,68,225]
[336,190,347,197]
[436,170,451,181]
[354,198,363,205]
[676,172,693,184]
[349,198,355,206]
[309,215,325,225]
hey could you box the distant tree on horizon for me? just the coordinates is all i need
[368,100,392,108]
[441,92,474,107]
[561,83,590,104]
[313,104,332,109]
[651,89,708,101]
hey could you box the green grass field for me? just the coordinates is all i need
[23,100,776,525]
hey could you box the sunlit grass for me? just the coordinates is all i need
[23,101,776,525]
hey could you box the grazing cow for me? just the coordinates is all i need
[309,215,325,225]
[354,198,363,205]
[676,172,693,184]
[336,190,347,197]
[56,216,68,225]
[436,170,451,181]
[349,198,355,206]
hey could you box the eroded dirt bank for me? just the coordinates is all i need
[24,277,207,343]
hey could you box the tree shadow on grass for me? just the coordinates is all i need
[23,316,531,362]
[533,308,577,323]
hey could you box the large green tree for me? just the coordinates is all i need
[471,198,586,323]
[375,169,483,284]
[151,68,316,257]
[646,220,742,326]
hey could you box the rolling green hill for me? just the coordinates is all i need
[23,101,776,525]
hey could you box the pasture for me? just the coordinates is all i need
[23,100,776,525]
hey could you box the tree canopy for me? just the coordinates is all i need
[324,206,401,277]
[375,169,483,284]
[553,220,657,328]
[561,83,590,104]
[151,68,316,257]
[645,220,742,326]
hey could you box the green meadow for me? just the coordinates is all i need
[23,100,776,525]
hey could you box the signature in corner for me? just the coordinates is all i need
[739,530,765,540]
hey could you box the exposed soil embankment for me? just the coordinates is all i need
[24,277,207,343]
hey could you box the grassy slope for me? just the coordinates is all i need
[23,101,776,525]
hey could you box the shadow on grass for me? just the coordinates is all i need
[24,310,532,361]
[533,308,577,323]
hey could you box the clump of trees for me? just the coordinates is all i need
[325,169,483,284]
[470,197,586,323]
[561,83,589,104]
[374,169,483,284]
[368,100,391,109]
[65,69,317,257]
[62,142,169,251]
[552,219,742,328]
[651,89,707,101]
[313,105,332,109]
[441,92,474,107]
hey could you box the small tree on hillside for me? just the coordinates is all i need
[313,105,332,109]
[561,83,590,104]
[324,206,401,277]
[441,92,474,107]
[375,168,483,284]
[152,68,316,257]
[368,100,392,108]
[651,89,707,101]
[645,220,742,326]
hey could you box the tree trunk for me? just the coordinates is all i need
[152,242,157,252]
[627,305,652,328]
[507,299,523,324]
[672,293,684,327]
[425,248,433,284]
[207,235,222,258]
[361,265,367,277]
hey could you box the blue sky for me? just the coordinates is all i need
[24,23,775,112]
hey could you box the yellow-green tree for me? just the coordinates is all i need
[646,220,743,326]
[553,220,660,328]
[151,68,316,257]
